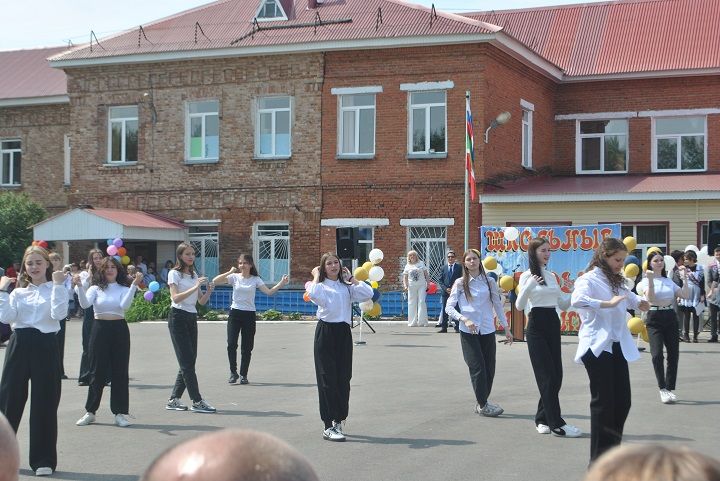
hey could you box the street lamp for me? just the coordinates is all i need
[484,111,511,143]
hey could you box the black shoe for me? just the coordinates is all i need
[239,376,249,385]
[682,335,690,342]
[437,329,447,333]
[693,337,699,343]
[61,374,68,380]
[708,337,718,343]
[228,372,239,384]
[434,323,442,328]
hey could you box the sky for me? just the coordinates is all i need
[1,0,609,51]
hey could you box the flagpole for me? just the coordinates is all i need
[464,90,470,252]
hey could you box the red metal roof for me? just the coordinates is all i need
[466,0,720,77]
[50,0,499,62]
[88,208,185,229]
[0,47,68,100]
[482,173,720,197]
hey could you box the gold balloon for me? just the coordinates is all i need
[627,316,644,335]
[482,256,498,271]
[623,236,637,251]
[647,246,662,256]
[370,281,379,288]
[640,325,649,343]
[642,260,648,271]
[499,275,515,292]
[362,261,373,271]
[366,302,381,317]
[624,263,639,279]
[354,267,369,282]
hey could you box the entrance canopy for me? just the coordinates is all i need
[33,208,187,242]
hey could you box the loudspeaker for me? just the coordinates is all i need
[708,220,720,254]
[337,238,355,259]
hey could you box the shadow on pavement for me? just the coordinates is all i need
[345,434,476,449]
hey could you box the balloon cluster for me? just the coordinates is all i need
[144,281,160,302]
[106,238,131,266]
[31,240,49,249]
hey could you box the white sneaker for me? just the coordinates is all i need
[536,423,551,434]
[667,391,678,402]
[333,421,344,436]
[115,413,131,427]
[322,425,346,442]
[35,467,53,476]
[660,389,672,404]
[552,424,582,438]
[76,412,95,426]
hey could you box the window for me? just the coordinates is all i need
[336,227,374,268]
[620,224,668,259]
[257,97,291,158]
[187,222,219,279]
[255,224,289,283]
[108,106,138,163]
[408,226,447,284]
[577,120,627,173]
[338,94,375,156]
[521,100,534,168]
[186,100,219,163]
[256,0,285,19]
[653,116,706,172]
[1,140,21,186]
[409,91,446,155]
[700,222,709,247]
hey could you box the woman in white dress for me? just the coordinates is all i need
[402,250,430,327]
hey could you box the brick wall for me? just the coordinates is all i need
[0,103,70,214]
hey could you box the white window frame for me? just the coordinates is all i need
[0,139,22,186]
[521,99,534,169]
[575,119,629,174]
[407,90,448,156]
[651,116,707,173]
[253,223,290,283]
[336,91,377,158]
[620,224,668,259]
[256,96,292,159]
[255,0,287,21]
[107,106,138,164]
[185,100,219,164]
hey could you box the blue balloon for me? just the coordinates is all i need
[508,290,517,304]
[371,288,381,302]
[487,272,498,281]
[107,238,114,246]
[624,255,640,267]
[149,281,160,293]
[113,255,121,261]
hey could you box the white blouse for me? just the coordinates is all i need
[77,282,137,318]
[168,269,199,313]
[445,275,508,335]
[636,276,681,307]
[571,267,642,364]
[228,274,265,311]
[515,268,571,313]
[308,279,373,324]
[403,261,427,285]
[0,282,69,333]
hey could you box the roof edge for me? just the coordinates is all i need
[0,95,69,108]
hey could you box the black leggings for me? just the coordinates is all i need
[227,309,257,376]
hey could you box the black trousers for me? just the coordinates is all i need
[168,308,202,402]
[57,317,67,377]
[646,310,680,390]
[0,328,61,471]
[679,305,700,339]
[227,309,257,376]
[314,321,353,427]
[709,303,719,339]
[526,307,565,429]
[460,331,496,407]
[85,320,130,415]
[581,342,631,463]
[78,306,94,383]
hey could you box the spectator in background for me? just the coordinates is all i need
[670,250,686,339]
[135,256,148,275]
[678,250,704,342]
[144,267,157,287]
[705,246,720,343]
[141,429,319,481]
[5,262,20,292]
[69,263,81,317]
[160,260,173,287]
[402,250,430,327]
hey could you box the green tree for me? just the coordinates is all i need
[0,192,46,268]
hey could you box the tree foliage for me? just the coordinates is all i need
[0,192,47,268]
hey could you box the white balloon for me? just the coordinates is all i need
[663,255,676,271]
[368,248,384,264]
[635,282,646,297]
[685,245,699,253]
[700,245,708,255]
[697,252,712,266]
[368,266,385,282]
[358,299,374,312]
[504,226,520,241]
[624,277,635,291]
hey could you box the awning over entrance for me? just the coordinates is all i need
[33,208,187,242]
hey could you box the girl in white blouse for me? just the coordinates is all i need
[402,250,430,327]
[78,248,104,386]
[213,253,288,384]
[446,249,513,417]
[636,251,689,404]
[308,252,373,442]
[166,242,215,414]
[516,237,580,437]
[75,257,143,428]
[0,246,68,477]
[571,237,649,463]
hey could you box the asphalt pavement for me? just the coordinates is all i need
[3,320,719,481]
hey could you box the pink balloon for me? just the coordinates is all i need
[143,291,154,302]
[304,281,312,291]
[106,245,118,256]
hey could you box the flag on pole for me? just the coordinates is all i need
[465,97,476,201]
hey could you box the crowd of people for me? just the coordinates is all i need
[1,238,720,477]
